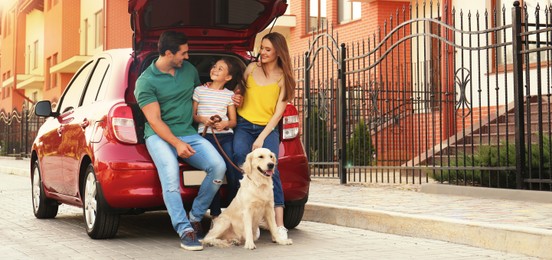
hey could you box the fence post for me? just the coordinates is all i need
[339,43,347,184]
[511,1,526,189]
[304,51,311,161]
[24,106,29,155]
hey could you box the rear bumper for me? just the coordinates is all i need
[96,161,199,209]
[278,154,310,203]
[94,142,309,210]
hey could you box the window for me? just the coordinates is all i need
[6,10,14,36]
[27,45,31,72]
[33,41,39,70]
[339,0,361,23]
[308,0,327,32]
[95,10,103,48]
[498,0,552,65]
[51,53,58,88]
[82,58,110,106]
[84,18,89,55]
[46,57,51,89]
[58,61,94,114]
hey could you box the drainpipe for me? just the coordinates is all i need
[103,0,107,50]
[12,0,19,108]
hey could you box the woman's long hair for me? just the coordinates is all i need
[261,32,296,102]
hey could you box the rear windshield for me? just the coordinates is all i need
[143,0,265,30]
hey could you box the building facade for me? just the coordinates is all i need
[0,0,131,112]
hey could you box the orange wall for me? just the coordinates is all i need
[373,106,503,166]
[287,1,410,58]
[1,11,27,112]
[105,0,132,49]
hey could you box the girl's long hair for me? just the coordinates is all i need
[261,32,295,102]
[220,57,246,95]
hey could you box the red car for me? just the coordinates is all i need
[31,0,309,239]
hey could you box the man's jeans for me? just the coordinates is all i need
[146,134,226,237]
[233,116,284,207]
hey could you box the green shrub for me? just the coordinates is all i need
[434,135,551,188]
[346,119,375,166]
[307,107,332,162]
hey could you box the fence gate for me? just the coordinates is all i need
[297,27,346,182]
[293,1,552,190]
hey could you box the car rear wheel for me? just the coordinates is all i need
[283,204,305,229]
[83,164,120,239]
[31,160,59,219]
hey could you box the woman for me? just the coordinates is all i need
[233,32,296,240]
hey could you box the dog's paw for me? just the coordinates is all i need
[274,238,293,245]
[203,238,231,248]
[243,241,256,250]
[230,239,241,246]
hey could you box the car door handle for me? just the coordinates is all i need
[80,119,90,128]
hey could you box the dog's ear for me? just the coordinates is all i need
[271,152,277,164]
[242,152,253,175]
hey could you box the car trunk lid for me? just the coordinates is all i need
[128,0,288,53]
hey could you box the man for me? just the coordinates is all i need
[134,31,226,251]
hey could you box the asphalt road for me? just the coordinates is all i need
[0,172,535,260]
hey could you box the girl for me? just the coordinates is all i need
[233,32,296,240]
[193,57,246,219]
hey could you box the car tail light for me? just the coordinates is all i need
[110,104,138,144]
[282,104,300,140]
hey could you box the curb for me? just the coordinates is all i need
[304,203,552,259]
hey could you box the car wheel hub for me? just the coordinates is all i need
[84,173,97,229]
[32,168,40,213]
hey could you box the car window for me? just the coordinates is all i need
[82,58,110,106]
[58,61,94,114]
[144,0,264,29]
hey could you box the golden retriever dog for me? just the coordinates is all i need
[202,148,293,249]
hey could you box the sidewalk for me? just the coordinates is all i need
[1,156,551,258]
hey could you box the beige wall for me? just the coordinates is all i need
[80,0,104,56]
[25,9,44,76]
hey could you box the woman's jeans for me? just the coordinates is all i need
[146,134,226,237]
[203,133,241,216]
[233,116,284,207]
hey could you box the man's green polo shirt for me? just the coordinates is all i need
[134,58,201,139]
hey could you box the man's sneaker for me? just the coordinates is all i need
[191,221,205,240]
[277,226,288,240]
[180,231,203,251]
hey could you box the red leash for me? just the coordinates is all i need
[202,115,243,173]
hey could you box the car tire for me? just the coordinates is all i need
[283,204,305,229]
[31,160,59,219]
[83,164,120,239]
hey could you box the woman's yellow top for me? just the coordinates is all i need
[238,67,281,125]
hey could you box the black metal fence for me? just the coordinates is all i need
[0,104,44,157]
[291,1,552,191]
